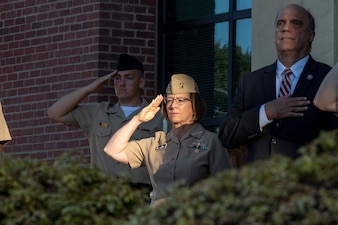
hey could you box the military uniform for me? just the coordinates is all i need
[64,97,163,185]
[124,122,232,204]
[0,102,12,144]
[0,102,12,159]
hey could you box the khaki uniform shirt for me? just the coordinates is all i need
[124,122,232,203]
[64,97,164,185]
[0,102,12,145]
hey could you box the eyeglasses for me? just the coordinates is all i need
[164,97,192,106]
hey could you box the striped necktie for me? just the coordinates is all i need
[279,68,293,97]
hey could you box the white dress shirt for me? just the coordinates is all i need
[259,55,309,130]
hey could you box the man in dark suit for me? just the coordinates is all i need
[218,4,338,164]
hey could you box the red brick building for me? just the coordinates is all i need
[0,0,158,162]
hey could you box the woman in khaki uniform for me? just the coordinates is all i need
[104,74,232,205]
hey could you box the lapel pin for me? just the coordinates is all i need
[306,74,313,80]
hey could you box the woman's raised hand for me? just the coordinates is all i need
[136,95,163,122]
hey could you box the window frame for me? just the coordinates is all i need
[157,1,251,132]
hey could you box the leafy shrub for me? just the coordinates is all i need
[1,130,337,225]
[0,153,149,225]
[125,129,338,225]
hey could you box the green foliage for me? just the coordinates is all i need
[0,153,149,225]
[124,130,338,225]
[1,130,337,224]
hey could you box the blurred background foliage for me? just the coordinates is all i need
[1,129,337,225]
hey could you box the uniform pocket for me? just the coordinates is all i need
[95,126,112,137]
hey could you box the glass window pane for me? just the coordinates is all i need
[165,0,216,22]
[160,0,251,131]
[214,22,229,117]
[215,0,229,14]
[234,18,252,88]
[236,0,252,10]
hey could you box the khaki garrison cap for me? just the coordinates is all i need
[166,74,200,94]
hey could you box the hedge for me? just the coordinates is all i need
[0,153,149,225]
[1,129,337,225]
[125,129,338,225]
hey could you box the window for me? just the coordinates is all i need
[158,0,251,132]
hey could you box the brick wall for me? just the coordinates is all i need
[0,0,157,163]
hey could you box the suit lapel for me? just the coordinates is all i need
[274,56,318,133]
[261,63,278,135]
[262,63,277,99]
[292,56,317,97]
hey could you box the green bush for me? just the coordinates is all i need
[124,129,338,225]
[0,153,149,225]
[1,130,337,224]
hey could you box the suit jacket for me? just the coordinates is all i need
[219,56,338,163]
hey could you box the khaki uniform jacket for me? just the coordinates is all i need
[64,97,164,184]
[0,102,12,145]
[124,122,232,204]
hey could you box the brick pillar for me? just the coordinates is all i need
[0,0,157,163]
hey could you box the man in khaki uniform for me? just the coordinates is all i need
[0,102,12,159]
[47,54,164,190]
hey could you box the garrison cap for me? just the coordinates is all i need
[166,74,200,94]
[116,54,144,73]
